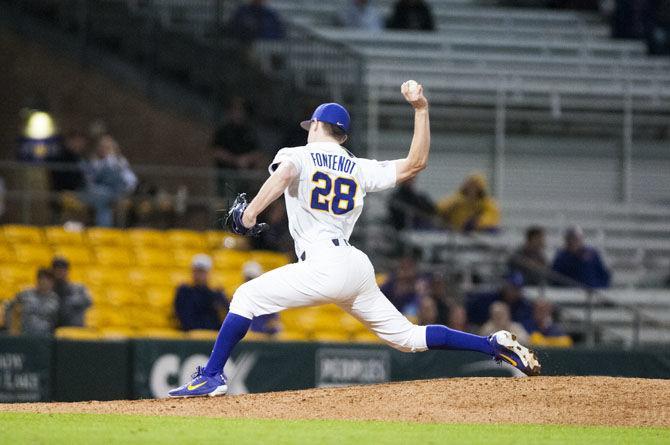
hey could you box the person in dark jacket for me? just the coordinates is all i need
[465,271,534,327]
[174,254,229,331]
[388,177,436,230]
[387,0,435,31]
[228,0,285,41]
[5,268,60,336]
[508,226,548,286]
[551,226,611,289]
[51,256,92,327]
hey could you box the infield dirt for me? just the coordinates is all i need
[1,376,668,427]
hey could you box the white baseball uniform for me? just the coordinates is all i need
[229,141,427,352]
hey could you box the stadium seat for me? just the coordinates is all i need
[137,328,185,339]
[44,226,85,245]
[127,229,169,248]
[84,307,108,328]
[186,329,218,340]
[51,245,93,265]
[275,330,310,341]
[94,246,134,267]
[339,312,367,335]
[167,268,191,286]
[128,268,170,287]
[86,227,130,246]
[98,327,136,339]
[106,286,139,307]
[12,244,52,266]
[144,286,175,309]
[85,266,131,286]
[352,330,383,344]
[55,327,102,340]
[242,331,272,342]
[134,247,175,268]
[313,331,350,342]
[0,244,16,263]
[172,249,205,268]
[212,249,252,271]
[209,271,243,296]
[167,230,207,250]
[249,251,290,271]
[3,225,44,244]
[206,231,248,250]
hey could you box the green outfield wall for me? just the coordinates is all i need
[1,336,669,402]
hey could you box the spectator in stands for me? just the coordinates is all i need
[4,268,60,336]
[524,298,573,347]
[437,172,501,233]
[251,201,293,254]
[380,256,421,316]
[245,262,282,336]
[417,295,439,325]
[508,226,548,286]
[387,0,435,31]
[80,134,138,227]
[228,0,285,41]
[335,0,383,31]
[447,303,471,332]
[479,301,529,344]
[466,271,534,327]
[645,0,670,55]
[388,177,436,230]
[212,97,265,196]
[51,257,92,327]
[50,130,87,193]
[174,254,229,331]
[551,226,611,288]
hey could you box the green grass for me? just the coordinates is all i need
[0,413,668,445]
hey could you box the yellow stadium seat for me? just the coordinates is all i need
[242,331,271,342]
[55,327,102,340]
[85,266,131,286]
[280,308,318,333]
[52,245,93,265]
[128,268,170,287]
[3,225,44,244]
[0,265,36,288]
[106,286,139,307]
[99,327,136,339]
[94,246,134,267]
[86,227,130,246]
[144,286,175,309]
[167,230,207,250]
[187,329,218,340]
[212,249,252,270]
[137,328,185,339]
[249,251,290,271]
[339,312,367,334]
[172,249,206,268]
[210,271,243,296]
[127,229,169,248]
[206,231,247,250]
[0,244,16,264]
[44,226,85,245]
[353,330,383,344]
[13,244,52,266]
[87,287,108,305]
[168,269,191,287]
[134,247,174,268]
[275,330,310,342]
[313,331,350,342]
[375,273,388,286]
[84,307,108,328]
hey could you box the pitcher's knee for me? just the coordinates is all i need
[380,324,428,353]
[229,282,256,319]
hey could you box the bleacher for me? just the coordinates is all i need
[0,225,378,343]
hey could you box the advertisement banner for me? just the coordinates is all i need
[0,336,52,402]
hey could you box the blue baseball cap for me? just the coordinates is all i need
[505,271,525,288]
[300,103,351,134]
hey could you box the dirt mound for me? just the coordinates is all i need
[1,377,668,427]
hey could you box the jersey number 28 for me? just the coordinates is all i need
[310,171,357,215]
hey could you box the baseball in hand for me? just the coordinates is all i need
[406,80,419,93]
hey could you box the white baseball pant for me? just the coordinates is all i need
[229,241,428,352]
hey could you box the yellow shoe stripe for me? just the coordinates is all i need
[499,353,518,367]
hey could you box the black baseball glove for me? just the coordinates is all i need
[222,193,269,237]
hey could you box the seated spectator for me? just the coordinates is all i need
[335,0,383,31]
[4,268,59,336]
[211,97,265,196]
[51,256,92,327]
[417,295,439,325]
[508,226,548,286]
[524,299,573,348]
[388,177,436,230]
[175,254,229,331]
[552,226,611,288]
[80,134,138,227]
[251,201,293,254]
[480,301,529,344]
[245,261,282,335]
[447,303,471,332]
[50,130,87,193]
[380,256,420,316]
[437,172,501,233]
[387,0,435,31]
[228,0,285,41]
[466,271,534,327]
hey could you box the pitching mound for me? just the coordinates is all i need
[2,377,668,427]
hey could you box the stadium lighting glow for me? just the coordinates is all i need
[23,111,57,139]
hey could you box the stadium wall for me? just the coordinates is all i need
[1,336,669,403]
